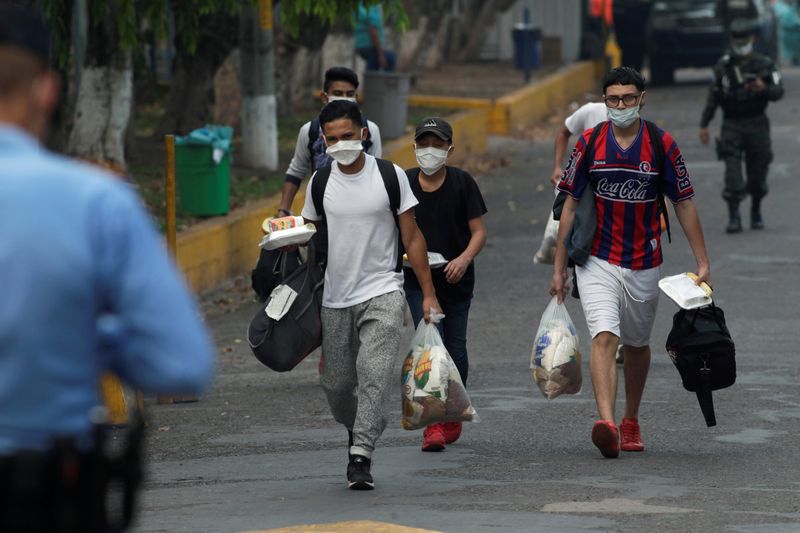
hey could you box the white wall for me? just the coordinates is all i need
[480,0,582,63]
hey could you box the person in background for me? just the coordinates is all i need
[404,117,487,452]
[0,6,214,531]
[699,19,784,233]
[774,0,800,65]
[553,67,711,459]
[354,2,396,71]
[277,66,382,217]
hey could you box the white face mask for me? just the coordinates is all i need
[732,41,754,56]
[326,139,363,166]
[325,95,357,103]
[607,105,640,128]
[415,146,450,175]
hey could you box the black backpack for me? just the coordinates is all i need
[307,117,374,172]
[310,158,403,272]
[665,303,736,427]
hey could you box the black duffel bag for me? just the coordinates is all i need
[251,248,303,302]
[247,241,324,372]
[665,302,736,427]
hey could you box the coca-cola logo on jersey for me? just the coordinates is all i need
[595,177,652,202]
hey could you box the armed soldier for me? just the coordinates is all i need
[700,18,784,233]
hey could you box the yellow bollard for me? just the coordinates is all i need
[605,32,622,69]
[157,134,199,405]
[100,373,143,425]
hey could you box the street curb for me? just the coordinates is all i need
[173,60,603,295]
[407,60,605,135]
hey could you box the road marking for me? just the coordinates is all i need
[541,497,696,514]
[243,521,442,533]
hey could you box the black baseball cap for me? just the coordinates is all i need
[414,117,453,142]
[0,5,51,63]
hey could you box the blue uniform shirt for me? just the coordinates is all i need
[0,126,214,454]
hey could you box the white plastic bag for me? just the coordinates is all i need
[533,190,560,265]
[531,297,583,399]
[401,312,478,430]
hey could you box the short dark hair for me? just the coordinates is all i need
[602,67,646,93]
[323,67,359,92]
[319,100,364,130]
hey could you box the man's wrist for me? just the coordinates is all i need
[277,208,292,216]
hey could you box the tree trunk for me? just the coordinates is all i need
[454,0,517,62]
[65,5,132,172]
[67,62,133,171]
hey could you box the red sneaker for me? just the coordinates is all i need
[620,418,645,452]
[591,420,620,458]
[443,422,462,444]
[422,423,446,452]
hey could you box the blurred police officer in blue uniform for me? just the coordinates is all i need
[0,6,214,531]
[699,18,784,233]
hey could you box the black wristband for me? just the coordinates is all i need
[277,208,292,216]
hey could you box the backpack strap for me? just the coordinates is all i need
[696,384,717,427]
[376,158,403,273]
[644,120,672,244]
[553,122,604,221]
[310,164,332,221]
[307,118,320,160]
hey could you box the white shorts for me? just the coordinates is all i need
[575,256,661,347]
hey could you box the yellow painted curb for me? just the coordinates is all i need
[408,60,606,136]
[383,108,488,169]
[243,520,442,533]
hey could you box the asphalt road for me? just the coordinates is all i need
[132,66,800,533]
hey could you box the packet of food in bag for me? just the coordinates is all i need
[401,314,479,430]
[531,297,583,399]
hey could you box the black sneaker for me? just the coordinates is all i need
[346,454,374,490]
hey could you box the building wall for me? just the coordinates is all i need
[480,0,582,63]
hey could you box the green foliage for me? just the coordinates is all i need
[280,0,408,37]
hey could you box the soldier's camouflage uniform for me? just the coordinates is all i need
[700,49,783,229]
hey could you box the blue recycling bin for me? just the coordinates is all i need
[512,24,542,73]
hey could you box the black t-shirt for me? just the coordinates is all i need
[403,166,488,303]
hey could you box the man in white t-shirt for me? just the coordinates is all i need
[301,100,440,491]
[549,102,607,186]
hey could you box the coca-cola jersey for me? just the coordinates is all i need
[557,120,694,270]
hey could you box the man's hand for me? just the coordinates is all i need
[444,256,470,284]
[549,269,569,304]
[694,263,711,289]
[550,168,564,187]
[422,295,441,323]
[699,128,710,145]
[746,77,766,93]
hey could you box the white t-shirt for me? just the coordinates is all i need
[564,102,607,136]
[301,154,418,308]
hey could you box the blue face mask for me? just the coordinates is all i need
[607,105,640,128]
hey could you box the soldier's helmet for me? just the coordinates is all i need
[730,18,756,39]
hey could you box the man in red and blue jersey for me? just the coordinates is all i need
[550,67,711,459]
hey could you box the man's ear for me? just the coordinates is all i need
[639,91,647,108]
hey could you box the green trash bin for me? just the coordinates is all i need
[175,125,233,216]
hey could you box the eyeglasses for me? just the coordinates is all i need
[604,93,642,107]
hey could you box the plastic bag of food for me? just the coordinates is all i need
[534,190,560,265]
[401,312,478,430]
[531,297,582,399]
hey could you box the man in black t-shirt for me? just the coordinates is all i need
[404,117,488,452]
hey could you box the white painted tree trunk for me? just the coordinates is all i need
[241,95,278,170]
[67,62,133,170]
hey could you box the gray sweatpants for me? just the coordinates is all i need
[320,290,405,459]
